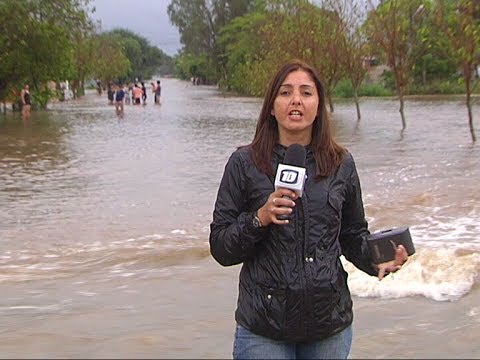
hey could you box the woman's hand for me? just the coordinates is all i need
[256,189,298,227]
[376,245,409,280]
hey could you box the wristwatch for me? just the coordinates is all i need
[252,212,263,228]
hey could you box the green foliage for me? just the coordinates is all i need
[435,0,480,81]
[105,29,174,81]
[91,34,131,84]
[364,0,431,95]
[226,61,271,96]
[0,0,94,105]
[333,79,393,98]
[412,54,458,81]
[0,0,173,107]
[31,88,60,110]
[410,78,468,95]
[174,53,217,83]
[168,0,257,84]
[381,70,397,92]
[359,83,394,97]
[217,11,269,91]
[216,0,346,96]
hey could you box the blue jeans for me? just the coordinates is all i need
[233,324,352,359]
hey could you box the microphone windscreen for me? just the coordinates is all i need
[283,144,306,168]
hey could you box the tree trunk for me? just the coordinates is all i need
[399,93,406,131]
[466,94,476,142]
[78,79,85,97]
[353,88,361,121]
[422,60,427,86]
[328,96,334,113]
[465,76,476,142]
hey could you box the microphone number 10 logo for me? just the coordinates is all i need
[280,169,299,184]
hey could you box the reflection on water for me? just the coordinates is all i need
[0,80,479,357]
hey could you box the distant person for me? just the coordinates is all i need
[114,84,125,114]
[107,84,115,105]
[124,84,131,105]
[96,80,102,95]
[209,59,410,360]
[20,84,31,120]
[150,81,156,97]
[155,80,161,104]
[141,82,147,104]
[132,84,142,105]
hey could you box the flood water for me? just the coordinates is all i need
[1,79,479,358]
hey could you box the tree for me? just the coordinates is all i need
[435,0,479,142]
[365,0,429,130]
[105,29,173,80]
[69,31,98,98]
[218,11,270,93]
[0,0,96,108]
[91,34,131,85]
[30,0,97,101]
[218,0,347,109]
[312,1,348,113]
[323,0,369,120]
[167,0,256,84]
[0,0,29,108]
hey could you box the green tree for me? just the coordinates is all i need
[435,0,479,142]
[218,0,346,108]
[105,29,173,80]
[168,0,256,84]
[365,0,429,130]
[218,11,270,93]
[323,0,369,120]
[0,0,96,108]
[29,0,96,101]
[91,34,131,85]
[0,0,29,108]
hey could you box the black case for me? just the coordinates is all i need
[367,227,415,264]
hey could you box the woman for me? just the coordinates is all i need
[20,84,31,119]
[209,60,409,359]
[132,84,143,105]
[141,82,147,104]
[155,80,161,105]
[114,84,125,114]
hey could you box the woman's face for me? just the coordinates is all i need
[271,69,319,145]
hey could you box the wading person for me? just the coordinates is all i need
[114,84,125,114]
[209,59,409,359]
[141,82,147,104]
[154,80,161,104]
[20,84,31,120]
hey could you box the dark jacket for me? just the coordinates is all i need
[209,144,378,343]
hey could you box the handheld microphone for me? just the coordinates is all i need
[274,144,307,220]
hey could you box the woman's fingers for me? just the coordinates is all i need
[259,190,297,225]
[377,245,409,280]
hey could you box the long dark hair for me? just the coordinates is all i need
[249,59,345,180]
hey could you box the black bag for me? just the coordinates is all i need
[367,227,415,264]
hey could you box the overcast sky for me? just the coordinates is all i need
[90,0,182,56]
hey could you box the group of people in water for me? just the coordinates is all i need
[104,80,162,114]
[17,79,162,121]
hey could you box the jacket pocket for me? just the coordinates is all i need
[254,283,287,334]
[329,268,353,326]
[311,282,336,327]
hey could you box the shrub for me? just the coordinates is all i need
[333,79,393,98]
